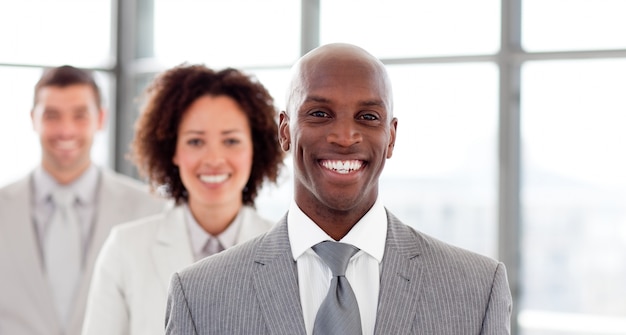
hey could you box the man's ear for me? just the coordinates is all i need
[386,117,398,159]
[97,107,107,131]
[30,109,37,131]
[279,111,291,152]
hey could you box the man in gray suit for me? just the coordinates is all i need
[0,65,166,335]
[165,43,512,334]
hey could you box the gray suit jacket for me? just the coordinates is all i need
[0,168,167,335]
[165,210,512,334]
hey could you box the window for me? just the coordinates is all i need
[0,0,113,188]
[522,0,626,52]
[320,0,500,58]
[381,63,499,257]
[519,59,626,334]
[153,0,301,68]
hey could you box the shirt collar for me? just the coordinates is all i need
[33,164,99,205]
[287,198,387,263]
[183,203,244,256]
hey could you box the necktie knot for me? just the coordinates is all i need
[51,188,76,208]
[312,241,359,277]
[199,237,225,260]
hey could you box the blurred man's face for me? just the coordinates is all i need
[31,84,104,180]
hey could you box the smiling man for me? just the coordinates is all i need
[0,65,166,335]
[165,43,512,334]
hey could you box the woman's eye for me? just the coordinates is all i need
[187,138,203,146]
[224,138,241,146]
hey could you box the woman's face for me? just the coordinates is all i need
[173,95,253,211]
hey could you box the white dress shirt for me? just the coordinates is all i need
[287,199,388,335]
[32,165,99,261]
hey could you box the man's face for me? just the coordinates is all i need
[31,84,104,177]
[280,55,397,215]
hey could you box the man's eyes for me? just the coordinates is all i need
[359,113,379,121]
[309,110,329,118]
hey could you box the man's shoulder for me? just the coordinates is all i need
[100,168,150,192]
[100,168,166,203]
[0,173,30,196]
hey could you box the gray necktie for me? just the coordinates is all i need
[45,188,81,325]
[198,237,225,260]
[312,241,362,335]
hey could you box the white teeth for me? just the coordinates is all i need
[199,174,229,183]
[321,160,363,174]
[56,140,78,150]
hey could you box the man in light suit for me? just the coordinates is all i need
[0,65,166,335]
[165,43,512,334]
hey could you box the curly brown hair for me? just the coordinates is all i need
[130,64,284,206]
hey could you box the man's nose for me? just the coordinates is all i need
[326,118,362,147]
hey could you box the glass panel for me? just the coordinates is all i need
[320,0,500,59]
[0,1,112,67]
[236,68,293,222]
[523,0,626,52]
[153,0,301,68]
[381,63,499,257]
[0,66,113,188]
[520,59,626,334]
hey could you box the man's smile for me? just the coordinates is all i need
[320,159,365,174]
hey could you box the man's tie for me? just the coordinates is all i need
[312,241,362,335]
[44,188,81,325]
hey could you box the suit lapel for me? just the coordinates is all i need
[252,217,307,335]
[75,170,119,297]
[0,174,61,331]
[374,210,424,334]
[152,206,194,291]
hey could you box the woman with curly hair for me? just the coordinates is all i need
[82,64,284,335]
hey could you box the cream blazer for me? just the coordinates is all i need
[0,168,166,335]
[81,205,274,335]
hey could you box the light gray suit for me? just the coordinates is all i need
[82,205,273,335]
[0,168,167,335]
[165,210,512,334]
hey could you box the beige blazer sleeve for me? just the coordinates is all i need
[83,205,273,335]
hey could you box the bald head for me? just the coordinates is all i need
[286,43,393,118]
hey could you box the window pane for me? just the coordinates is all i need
[523,0,626,52]
[0,1,112,67]
[381,63,499,257]
[320,0,500,58]
[154,0,301,68]
[520,59,626,334]
[0,66,113,188]
[236,68,293,222]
